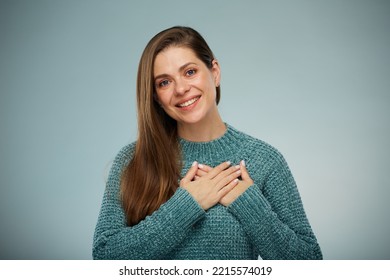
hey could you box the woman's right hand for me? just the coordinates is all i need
[180,161,241,210]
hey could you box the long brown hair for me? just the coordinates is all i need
[121,26,220,226]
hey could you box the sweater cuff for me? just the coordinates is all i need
[160,187,205,229]
[227,185,272,222]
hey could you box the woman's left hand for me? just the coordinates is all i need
[196,161,254,206]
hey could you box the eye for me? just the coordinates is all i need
[156,79,170,88]
[185,69,197,77]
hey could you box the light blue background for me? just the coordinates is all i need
[1,0,389,259]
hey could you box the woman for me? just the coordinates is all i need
[93,26,322,260]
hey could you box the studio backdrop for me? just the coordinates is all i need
[1,0,389,259]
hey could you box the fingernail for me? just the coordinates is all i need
[198,163,204,169]
[236,170,242,174]
[226,161,231,166]
[192,161,198,167]
[235,165,240,169]
[241,160,246,167]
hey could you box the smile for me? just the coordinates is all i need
[177,96,200,108]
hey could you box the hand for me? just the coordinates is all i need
[219,160,254,206]
[180,161,241,210]
[195,161,254,207]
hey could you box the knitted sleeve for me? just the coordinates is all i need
[92,144,205,259]
[227,152,323,260]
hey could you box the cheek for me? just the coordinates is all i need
[202,73,216,92]
[203,79,217,99]
[155,91,170,106]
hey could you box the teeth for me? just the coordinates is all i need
[178,97,199,107]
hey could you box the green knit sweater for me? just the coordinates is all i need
[93,124,322,259]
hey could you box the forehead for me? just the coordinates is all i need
[153,47,200,76]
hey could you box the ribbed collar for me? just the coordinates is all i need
[179,124,245,166]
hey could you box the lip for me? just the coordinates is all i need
[175,95,202,109]
[175,95,201,111]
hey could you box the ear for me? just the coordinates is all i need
[211,59,221,87]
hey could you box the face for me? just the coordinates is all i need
[153,46,220,128]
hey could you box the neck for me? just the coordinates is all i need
[177,115,226,142]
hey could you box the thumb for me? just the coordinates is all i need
[181,161,198,185]
[240,160,252,181]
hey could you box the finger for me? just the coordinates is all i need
[213,164,240,183]
[205,161,231,179]
[181,161,198,185]
[196,168,208,178]
[240,160,251,181]
[215,166,241,188]
[198,163,212,172]
[218,178,239,197]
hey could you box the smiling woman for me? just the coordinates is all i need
[92,26,323,260]
[153,47,223,139]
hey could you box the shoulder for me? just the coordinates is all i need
[114,142,136,163]
[108,142,137,179]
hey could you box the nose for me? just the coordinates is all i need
[174,77,190,95]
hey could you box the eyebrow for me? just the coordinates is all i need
[154,62,197,81]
